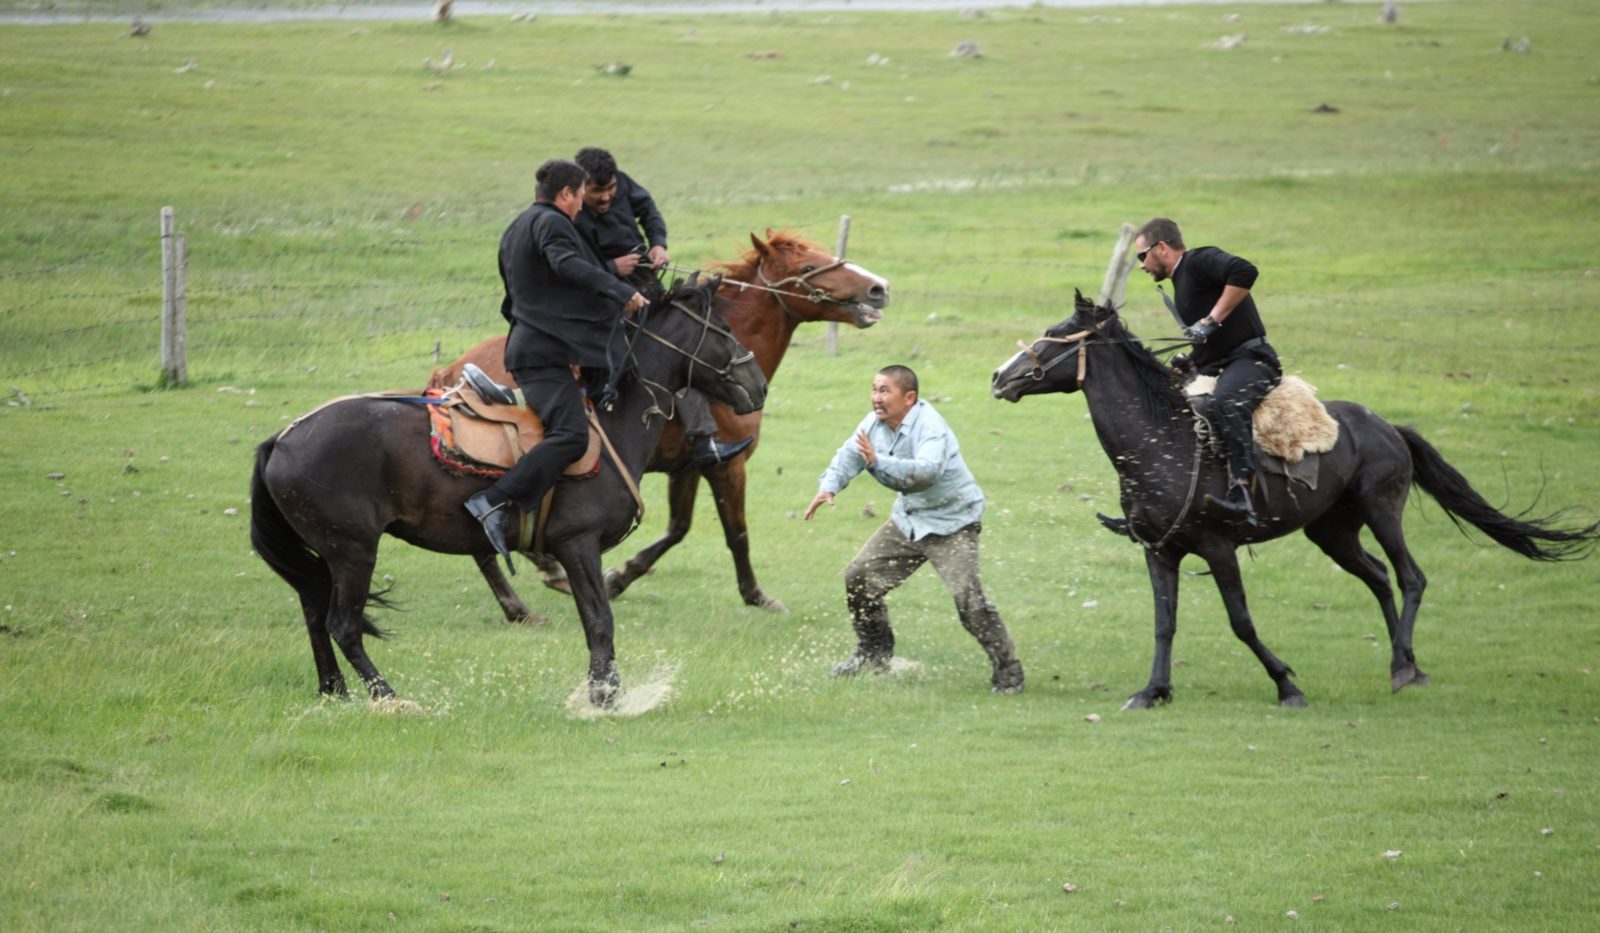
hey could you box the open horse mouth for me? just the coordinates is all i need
[850,302,885,327]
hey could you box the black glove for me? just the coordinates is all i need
[1169,353,1192,374]
[1183,317,1219,344]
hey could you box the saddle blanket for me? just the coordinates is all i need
[425,384,601,479]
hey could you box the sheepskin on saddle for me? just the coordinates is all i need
[1185,374,1339,479]
[427,377,600,479]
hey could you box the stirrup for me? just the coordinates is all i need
[463,363,517,406]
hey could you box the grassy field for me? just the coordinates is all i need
[4,1,1599,929]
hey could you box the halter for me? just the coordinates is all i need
[1015,326,1096,384]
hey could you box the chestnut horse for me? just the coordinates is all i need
[432,231,891,618]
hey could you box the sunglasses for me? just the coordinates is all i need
[1136,243,1159,263]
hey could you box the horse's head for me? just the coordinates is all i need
[724,230,890,328]
[638,274,768,415]
[991,290,1115,402]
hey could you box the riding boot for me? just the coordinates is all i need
[689,433,755,468]
[464,492,518,575]
[1096,512,1133,539]
[1203,480,1259,528]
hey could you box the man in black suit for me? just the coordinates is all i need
[463,159,649,566]
[573,146,752,469]
[1133,217,1281,526]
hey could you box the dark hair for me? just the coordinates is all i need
[534,159,587,202]
[573,147,618,187]
[1136,217,1185,251]
[877,364,918,396]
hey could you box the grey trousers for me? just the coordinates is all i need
[843,520,1018,675]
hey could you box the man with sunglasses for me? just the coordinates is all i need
[1131,217,1281,527]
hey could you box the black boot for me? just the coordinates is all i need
[1096,512,1133,539]
[690,433,754,468]
[1203,480,1259,528]
[464,492,517,575]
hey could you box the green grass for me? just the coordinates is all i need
[4,2,1600,929]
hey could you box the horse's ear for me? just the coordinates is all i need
[750,232,771,257]
[1073,288,1095,313]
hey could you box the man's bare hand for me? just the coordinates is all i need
[623,292,648,313]
[647,245,670,270]
[614,252,642,277]
[854,431,877,468]
[803,491,834,521]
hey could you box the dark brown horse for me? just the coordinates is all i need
[432,230,891,617]
[251,279,767,706]
[991,292,1598,709]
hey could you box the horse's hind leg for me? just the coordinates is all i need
[1303,510,1424,691]
[323,548,395,700]
[604,469,700,600]
[473,553,547,625]
[1362,507,1429,691]
[1204,547,1305,707]
[556,543,619,707]
[297,588,346,697]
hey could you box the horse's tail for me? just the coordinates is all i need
[250,436,386,637]
[1399,425,1600,562]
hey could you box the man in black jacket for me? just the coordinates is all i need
[573,146,752,469]
[463,159,649,567]
[1133,217,1281,526]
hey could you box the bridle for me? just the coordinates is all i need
[622,292,760,422]
[750,257,849,320]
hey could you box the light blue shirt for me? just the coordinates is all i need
[817,399,985,541]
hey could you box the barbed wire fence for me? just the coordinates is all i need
[3,207,1596,405]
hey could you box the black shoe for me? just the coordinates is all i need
[690,433,755,468]
[1096,512,1133,539]
[462,363,517,406]
[464,492,517,575]
[1203,483,1259,528]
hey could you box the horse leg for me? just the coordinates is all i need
[297,587,346,697]
[1124,549,1182,710]
[707,458,784,612]
[472,553,547,624]
[1303,511,1421,691]
[1203,548,1305,707]
[557,544,619,707]
[604,469,700,600]
[323,549,395,700]
[1363,507,1429,691]
[532,553,571,595]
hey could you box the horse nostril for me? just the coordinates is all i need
[868,284,887,301]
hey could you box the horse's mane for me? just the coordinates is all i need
[1084,306,1189,420]
[714,231,823,282]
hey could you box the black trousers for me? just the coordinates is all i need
[1202,343,1281,484]
[484,366,592,513]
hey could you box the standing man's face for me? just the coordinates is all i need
[554,184,586,220]
[583,178,619,214]
[871,374,917,430]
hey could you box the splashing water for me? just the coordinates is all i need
[566,663,680,719]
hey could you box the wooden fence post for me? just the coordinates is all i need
[827,213,852,356]
[160,206,189,387]
[1099,222,1135,309]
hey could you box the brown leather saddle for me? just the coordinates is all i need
[429,364,601,478]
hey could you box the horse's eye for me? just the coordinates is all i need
[800,265,816,274]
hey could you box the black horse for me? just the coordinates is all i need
[991,291,1598,709]
[250,278,767,706]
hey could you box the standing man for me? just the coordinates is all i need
[573,146,751,468]
[1133,217,1281,526]
[463,159,648,569]
[803,365,1024,694]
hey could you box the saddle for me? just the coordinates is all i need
[1186,374,1339,490]
[428,364,601,478]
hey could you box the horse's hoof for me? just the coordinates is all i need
[1392,666,1430,692]
[604,569,630,600]
[747,591,788,613]
[511,612,550,626]
[1122,694,1153,711]
[1279,692,1307,708]
[588,680,619,709]
[319,677,349,698]
[540,574,572,595]
[367,679,396,701]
